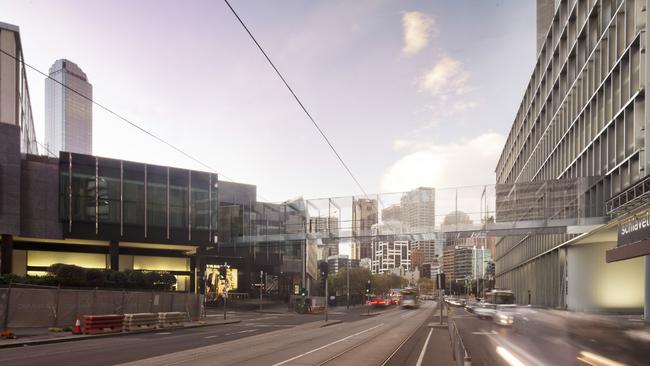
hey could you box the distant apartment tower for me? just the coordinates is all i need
[352,198,378,260]
[45,59,93,155]
[381,204,401,222]
[327,255,359,274]
[400,187,435,234]
[371,240,410,274]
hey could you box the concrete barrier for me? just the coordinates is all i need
[123,313,158,332]
[157,312,186,328]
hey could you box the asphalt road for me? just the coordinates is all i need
[115,301,438,366]
[0,305,367,366]
[450,306,650,366]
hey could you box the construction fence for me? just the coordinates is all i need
[0,286,203,329]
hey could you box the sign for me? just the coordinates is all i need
[294,284,300,295]
[618,212,650,247]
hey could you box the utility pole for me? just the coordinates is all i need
[259,270,264,311]
[346,259,350,310]
[325,275,329,323]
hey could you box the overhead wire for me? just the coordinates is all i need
[223,0,369,198]
[0,48,250,188]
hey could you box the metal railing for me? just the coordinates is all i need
[448,308,472,366]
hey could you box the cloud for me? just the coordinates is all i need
[381,133,505,192]
[402,11,434,55]
[420,56,470,96]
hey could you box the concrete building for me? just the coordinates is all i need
[326,254,359,274]
[495,0,647,313]
[400,187,435,234]
[372,240,410,274]
[45,59,93,155]
[381,204,402,222]
[352,198,377,260]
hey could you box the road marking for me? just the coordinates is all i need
[247,316,278,321]
[271,323,385,366]
[203,335,219,339]
[415,329,433,366]
[225,329,259,336]
[471,331,497,335]
[155,332,171,335]
[496,346,525,366]
[577,351,625,366]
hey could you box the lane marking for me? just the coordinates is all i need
[578,351,625,366]
[496,346,525,366]
[471,331,497,335]
[155,332,171,335]
[225,329,259,336]
[415,328,433,366]
[203,335,218,339]
[271,323,385,366]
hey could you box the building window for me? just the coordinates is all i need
[147,165,167,229]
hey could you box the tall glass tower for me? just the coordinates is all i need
[45,59,92,156]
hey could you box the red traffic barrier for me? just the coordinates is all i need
[83,314,124,335]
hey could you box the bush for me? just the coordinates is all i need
[52,264,87,287]
[86,269,105,287]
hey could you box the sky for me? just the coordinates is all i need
[2,0,536,202]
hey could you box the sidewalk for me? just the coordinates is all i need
[0,318,241,349]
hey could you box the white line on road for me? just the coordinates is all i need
[496,346,525,366]
[415,329,433,366]
[471,330,497,335]
[271,323,385,366]
[203,335,219,339]
[225,329,259,336]
[155,332,171,335]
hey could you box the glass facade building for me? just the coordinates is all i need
[59,152,219,245]
[45,59,93,156]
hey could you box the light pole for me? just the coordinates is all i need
[223,262,229,320]
[346,259,350,310]
[259,270,264,311]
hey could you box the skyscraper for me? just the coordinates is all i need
[45,59,93,156]
[352,198,378,260]
[400,187,435,234]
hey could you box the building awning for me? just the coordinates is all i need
[606,240,650,263]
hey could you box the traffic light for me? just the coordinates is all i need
[219,266,227,280]
[319,262,329,279]
[365,280,371,294]
[300,287,307,297]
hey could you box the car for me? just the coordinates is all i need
[368,297,388,307]
[493,310,514,326]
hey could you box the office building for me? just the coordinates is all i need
[352,198,377,260]
[45,59,93,155]
[400,187,435,234]
[495,0,647,312]
[381,204,401,222]
[326,255,359,274]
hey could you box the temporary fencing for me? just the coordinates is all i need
[0,286,202,330]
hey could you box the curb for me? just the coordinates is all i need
[0,319,241,349]
[320,320,343,328]
[360,312,381,317]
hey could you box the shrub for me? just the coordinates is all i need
[86,269,105,287]
[53,264,87,287]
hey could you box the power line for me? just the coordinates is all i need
[0,48,240,185]
[223,0,369,198]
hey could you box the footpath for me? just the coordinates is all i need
[0,318,240,349]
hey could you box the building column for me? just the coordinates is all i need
[194,247,206,295]
[645,256,650,321]
[0,234,13,274]
[189,257,196,293]
[109,240,119,271]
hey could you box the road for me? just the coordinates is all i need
[0,302,446,366]
[450,305,650,366]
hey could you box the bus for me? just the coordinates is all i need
[484,289,515,306]
[399,288,419,309]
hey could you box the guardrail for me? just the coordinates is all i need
[83,314,124,335]
[123,313,158,332]
[447,305,472,366]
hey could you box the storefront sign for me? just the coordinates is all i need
[618,212,650,247]
[608,212,650,262]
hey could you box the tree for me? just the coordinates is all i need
[418,277,434,294]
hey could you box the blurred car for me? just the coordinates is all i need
[493,310,514,326]
[368,297,388,307]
